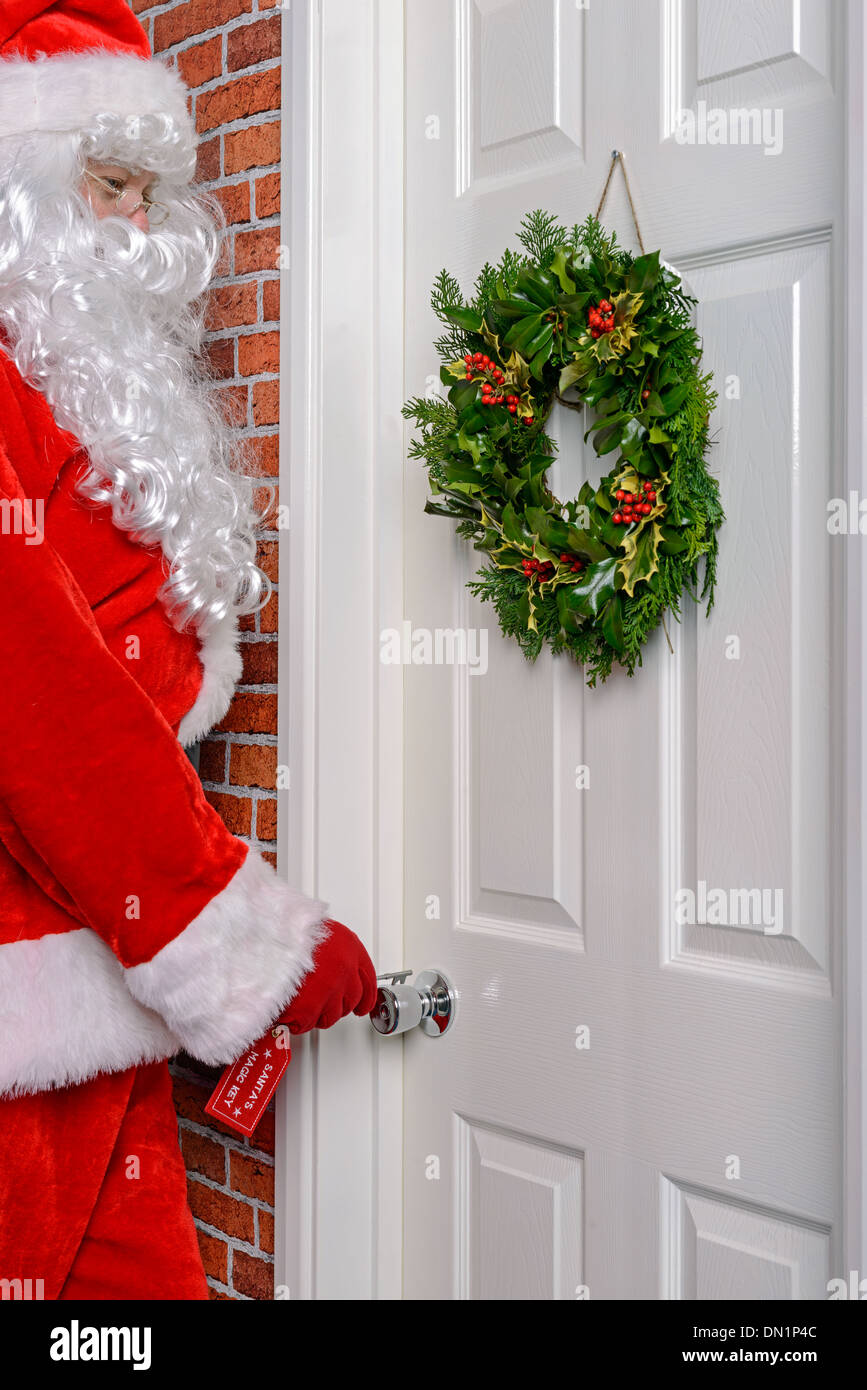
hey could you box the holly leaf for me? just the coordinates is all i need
[658,382,690,416]
[658,524,690,555]
[514,265,560,308]
[599,593,625,652]
[617,518,663,597]
[456,426,488,464]
[559,359,589,394]
[501,501,528,546]
[444,306,484,333]
[626,250,660,295]
[557,556,622,622]
[550,247,576,294]
[564,527,612,563]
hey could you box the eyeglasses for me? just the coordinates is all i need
[84,170,170,226]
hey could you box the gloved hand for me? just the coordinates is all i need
[276,919,378,1033]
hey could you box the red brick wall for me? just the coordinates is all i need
[128,0,283,1300]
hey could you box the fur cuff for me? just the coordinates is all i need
[0,928,183,1100]
[177,608,243,747]
[124,848,331,1065]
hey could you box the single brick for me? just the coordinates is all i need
[228,16,281,71]
[241,641,278,686]
[154,0,253,51]
[215,234,232,278]
[216,692,278,735]
[128,0,151,13]
[224,121,280,174]
[197,739,228,783]
[213,383,248,426]
[252,380,279,425]
[259,592,278,634]
[258,1210,275,1255]
[256,798,277,842]
[249,1113,276,1159]
[181,1130,227,1185]
[188,1180,255,1243]
[229,1150,275,1203]
[261,850,277,871]
[196,68,281,134]
[254,482,279,522]
[229,743,277,789]
[203,337,235,380]
[211,181,251,227]
[235,226,281,275]
[262,277,280,323]
[255,540,278,584]
[255,171,280,219]
[232,1250,273,1301]
[196,135,221,184]
[239,612,256,634]
[204,790,252,835]
[244,434,279,476]
[238,330,279,376]
[171,1075,212,1127]
[177,35,222,88]
[207,283,258,332]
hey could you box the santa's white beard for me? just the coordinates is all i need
[0,183,267,636]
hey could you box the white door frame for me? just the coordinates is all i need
[276,0,867,1299]
[275,0,405,1300]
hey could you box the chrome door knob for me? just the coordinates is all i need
[371,969,456,1037]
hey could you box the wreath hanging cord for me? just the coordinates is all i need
[402,166,724,686]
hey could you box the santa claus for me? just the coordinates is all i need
[0,1,377,1300]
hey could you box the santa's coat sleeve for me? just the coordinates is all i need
[0,439,330,1093]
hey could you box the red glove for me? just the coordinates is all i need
[277,919,378,1033]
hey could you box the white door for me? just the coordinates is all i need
[398,0,844,1299]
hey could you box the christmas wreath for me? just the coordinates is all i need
[402,211,724,685]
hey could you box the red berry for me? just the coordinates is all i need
[641,502,652,515]
[604,317,615,332]
[643,481,652,492]
[612,512,623,525]
[648,491,656,501]
[615,489,625,501]
[641,389,650,401]
[525,415,534,424]
[625,493,635,504]
[465,372,472,380]
[591,328,601,339]
[508,404,517,414]
[599,299,612,313]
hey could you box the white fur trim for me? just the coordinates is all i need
[0,927,184,1100]
[125,848,331,1065]
[177,609,243,747]
[0,51,196,171]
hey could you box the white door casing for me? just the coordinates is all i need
[277,0,867,1300]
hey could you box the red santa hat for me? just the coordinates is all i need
[0,0,196,167]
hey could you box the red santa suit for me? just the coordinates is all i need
[0,4,336,1300]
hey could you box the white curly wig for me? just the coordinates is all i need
[0,106,270,637]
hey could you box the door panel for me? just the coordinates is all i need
[402,0,842,1298]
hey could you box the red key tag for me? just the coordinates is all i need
[204,1025,292,1137]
